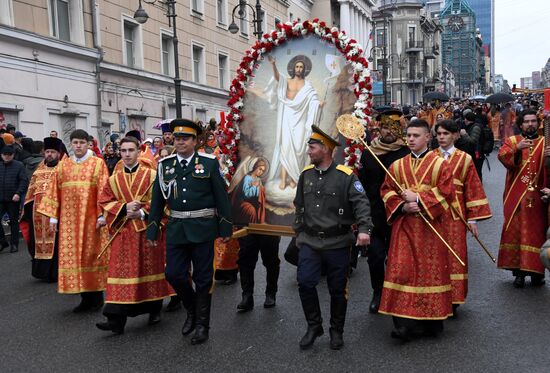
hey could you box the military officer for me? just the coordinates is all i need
[147,119,232,345]
[293,125,373,351]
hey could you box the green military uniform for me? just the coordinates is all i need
[293,125,373,351]
[146,118,232,345]
[146,152,232,243]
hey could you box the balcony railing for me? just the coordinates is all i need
[405,41,424,52]
[406,72,423,82]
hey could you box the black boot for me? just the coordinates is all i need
[237,293,254,311]
[148,312,161,325]
[513,275,525,288]
[96,316,126,334]
[180,292,196,336]
[329,297,347,350]
[237,269,255,311]
[264,293,276,308]
[9,244,18,253]
[191,293,211,345]
[369,289,382,314]
[299,291,324,350]
[264,264,279,309]
[531,274,545,286]
[0,239,8,252]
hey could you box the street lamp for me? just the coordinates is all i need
[389,53,407,106]
[228,0,264,41]
[134,0,182,118]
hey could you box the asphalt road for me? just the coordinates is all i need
[1,156,550,373]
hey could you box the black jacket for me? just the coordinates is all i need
[358,145,410,236]
[0,159,29,202]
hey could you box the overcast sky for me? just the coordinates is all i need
[495,0,550,85]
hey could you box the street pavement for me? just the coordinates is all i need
[1,156,550,373]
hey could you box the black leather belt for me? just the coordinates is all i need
[303,226,351,239]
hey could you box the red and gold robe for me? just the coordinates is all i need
[37,155,109,293]
[25,162,58,260]
[488,111,501,142]
[432,148,492,304]
[99,165,173,304]
[379,151,455,320]
[497,135,547,274]
[428,107,450,127]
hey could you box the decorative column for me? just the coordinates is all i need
[339,0,351,34]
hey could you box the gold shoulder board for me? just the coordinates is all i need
[303,164,314,172]
[336,164,353,175]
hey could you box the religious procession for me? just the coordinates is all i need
[2,88,549,350]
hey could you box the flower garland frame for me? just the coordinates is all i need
[218,19,373,183]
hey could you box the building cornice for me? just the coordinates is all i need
[99,62,230,100]
[0,25,99,60]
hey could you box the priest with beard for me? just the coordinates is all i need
[24,137,63,282]
[358,110,409,314]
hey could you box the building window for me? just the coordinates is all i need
[50,0,71,41]
[192,44,205,84]
[240,8,249,36]
[217,0,227,25]
[376,28,385,47]
[259,9,267,34]
[408,26,416,46]
[195,109,207,123]
[124,22,136,67]
[218,53,229,89]
[161,33,174,75]
[0,0,15,27]
[191,0,203,15]
[274,17,281,26]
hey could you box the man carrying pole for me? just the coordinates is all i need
[96,136,173,334]
[379,119,455,340]
[432,120,492,310]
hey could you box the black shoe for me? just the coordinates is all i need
[513,275,525,288]
[0,240,8,252]
[390,326,411,342]
[299,325,324,350]
[181,312,196,336]
[190,325,209,345]
[9,245,18,253]
[369,291,382,314]
[96,321,124,335]
[264,294,276,308]
[531,275,545,287]
[237,294,254,312]
[166,297,182,312]
[329,328,344,350]
[148,312,161,325]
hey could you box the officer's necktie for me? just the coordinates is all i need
[181,159,188,169]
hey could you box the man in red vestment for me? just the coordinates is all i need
[96,136,173,334]
[379,119,455,341]
[433,120,492,309]
[37,129,109,312]
[497,109,547,287]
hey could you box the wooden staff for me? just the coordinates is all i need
[451,204,496,263]
[97,180,155,259]
[336,115,465,267]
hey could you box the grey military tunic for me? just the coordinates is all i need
[293,162,373,250]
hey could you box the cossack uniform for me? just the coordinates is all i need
[293,125,373,350]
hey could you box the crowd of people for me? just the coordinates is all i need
[1,95,549,350]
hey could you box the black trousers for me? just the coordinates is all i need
[297,245,350,302]
[237,234,280,295]
[0,200,20,246]
[366,228,390,292]
[165,241,214,310]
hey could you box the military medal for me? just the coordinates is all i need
[195,163,205,174]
